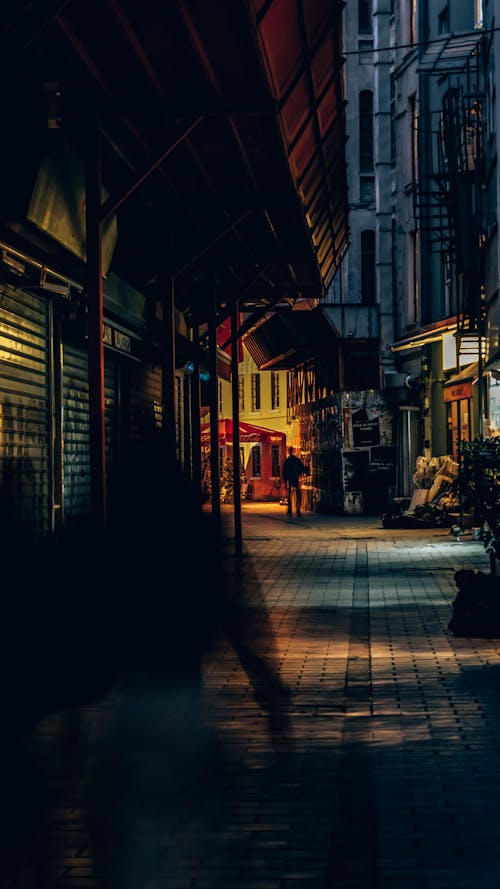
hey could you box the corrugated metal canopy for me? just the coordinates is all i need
[443,361,478,386]
[0,0,348,332]
[200,418,285,444]
[243,305,338,369]
[418,30,484,76]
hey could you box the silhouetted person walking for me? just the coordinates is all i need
[282,446,307,516]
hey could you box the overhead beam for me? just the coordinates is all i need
[100,116,204,224]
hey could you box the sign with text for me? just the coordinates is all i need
[443,381,472,402]
[369,446,397,482]
[351,408,380,447]
[103,322,132,355]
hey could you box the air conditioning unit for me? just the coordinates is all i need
[383,371,419,390]
[383,371,407,389]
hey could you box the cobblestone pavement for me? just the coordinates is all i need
[2,506,499,889]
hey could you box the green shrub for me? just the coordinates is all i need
[459,436,500,540]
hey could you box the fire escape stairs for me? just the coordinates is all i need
[413,82,485,366]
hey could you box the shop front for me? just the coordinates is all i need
[443,363,477,459]
[200,419,286,502]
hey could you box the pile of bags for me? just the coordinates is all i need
[413,455,459,507]
[382,454,459,528]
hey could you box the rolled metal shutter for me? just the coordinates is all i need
[103,358,119,508]
[128,362,163,446]
[62,345,118,523]
[62,345,90,523]
[0,284,50,540]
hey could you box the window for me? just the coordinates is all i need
[475,0,484,28]
[343,341,380,390]
[358,0,372,33]
[391,217,398,333]
[271,444,280,477]
[407,230,419,323]
[438,5,449,34]
[271,371,280,409]
[153,400,164,430]
[358,39,373,64]
[251,372,261,411]
[239,376,245,412]
[360,176,375,205]
[251,445,261,477]
[487,73,496,142]
[409,94,418,182]
[359,91,373,172]
[361,230,376,305]
[402,0,417,45]
[390,75,396,166]
[410,0,417,44]
[442,252,452,316]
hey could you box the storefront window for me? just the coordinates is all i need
[271,444,280,476]
[251,445,261,477]
[487,376,500,434]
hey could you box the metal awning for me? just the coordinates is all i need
[444,361,478,386]
[443,361,478,402]
[200,419,285,445]
[390,319,459,353]
[418,29,485,77]
[0,0,349,331]
[243,305,338,370]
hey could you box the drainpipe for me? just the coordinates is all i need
[162,263,178,469]
[190,322,203,501]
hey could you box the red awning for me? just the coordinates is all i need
[200,419,285,445]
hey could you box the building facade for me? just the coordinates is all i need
[214,349,289,502]
[296,0,500,514]
[389,0,500,480]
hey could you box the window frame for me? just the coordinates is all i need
[359,90,374,173]
[271,371,280,410]
[251,372,261,411]
[361,229,376,305]
[251,444,262,478]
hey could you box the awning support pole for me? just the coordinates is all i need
[190,323,203,502]
[85,111,106,529]
[162,259,178,468]
[208,280,221,525]
[231,301,243,555]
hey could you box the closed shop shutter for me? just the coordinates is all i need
[128,362,163,446]
[62,345,118,523]
[104,357,119,509]
[62,345,90,523]
[0,284,50,540]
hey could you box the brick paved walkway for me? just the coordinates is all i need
[2,507,499,889]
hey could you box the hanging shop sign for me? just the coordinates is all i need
[443,381,473,403]
[103,321,132,355]
[63,316,141,359]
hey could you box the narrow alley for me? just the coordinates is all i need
[2,506,499,889]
